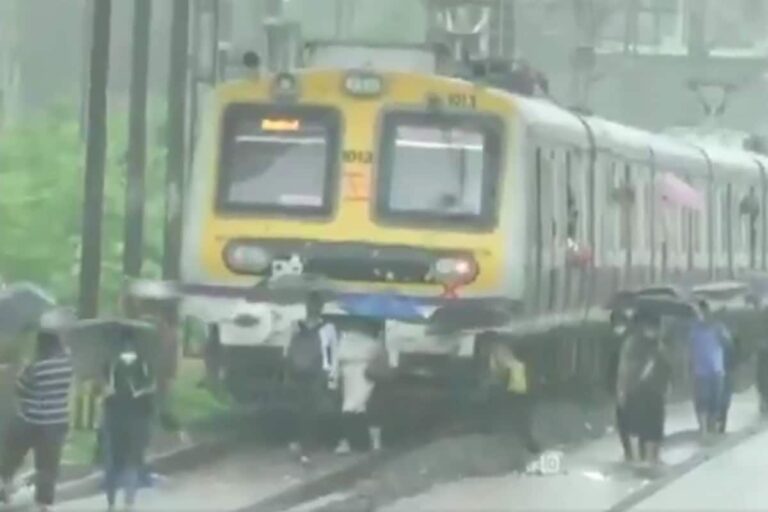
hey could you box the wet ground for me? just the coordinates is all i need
[7,444,366,512]
[375,389,760,512]
[4,390,762,511]
[629,420,768,511]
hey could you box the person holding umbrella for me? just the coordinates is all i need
[610,309,635,462]
[100,334,156,512]
[688,300,729,436]
[616,311,670,468]
[0,329,73,512]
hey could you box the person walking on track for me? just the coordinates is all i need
[617,312,670,468]
[489,343,541,454]
[610,309,635,462]
[0,330,73,512]
[286,291,340,464]
[100,335,156,512]
[334,328,387,455]
[689,301,729,436]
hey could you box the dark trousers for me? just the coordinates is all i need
[292,374,333,452]
[338,412,369,450]
[491,389,540,453]
[616,404,634,459]
[102,416,150,507]
[0,417,67,506]
[719,376,733,433]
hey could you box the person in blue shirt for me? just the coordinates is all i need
[688,301,730,435]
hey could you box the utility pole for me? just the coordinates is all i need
[0,0,22,130]
[78,0,112,319]
[123,0,152,280]
[188,0,220,170]
[79,0,94,141]
[163,0,190,282]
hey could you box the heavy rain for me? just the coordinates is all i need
[1,1,768,511]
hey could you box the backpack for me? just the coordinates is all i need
[287,321,324,377]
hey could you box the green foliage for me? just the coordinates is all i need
[0,102,167,314]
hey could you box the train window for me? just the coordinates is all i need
[691,211,702,252]
[375,110,502,229]
[216,103,341,216]
[741,187,760,266]
[565,152,579,241]
[721,187,730,253]
[616,164,632,251]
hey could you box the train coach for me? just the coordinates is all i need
[177,61,768,402]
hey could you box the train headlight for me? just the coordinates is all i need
[271,72,300,100]
[224,243,272,274]
[432,257,478,286]
[343,71,384,98]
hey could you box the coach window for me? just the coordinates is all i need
[619,163,633,251]
[606,161,621,254]
[741,187,760,267]
[721,186,731,254]
[566,152,579,241]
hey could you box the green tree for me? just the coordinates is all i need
[0,103,166,313]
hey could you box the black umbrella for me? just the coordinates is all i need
[628,296,698,320]
[691,281,748,302]
[0,283,57,339]
[607,285,684,311]
[57,319,159,380]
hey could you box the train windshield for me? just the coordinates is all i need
[376,111,502,229]
[216,104,341,216]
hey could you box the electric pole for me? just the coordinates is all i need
[163,0,190,282]
[123,0,152,280]
[78,0,112,319]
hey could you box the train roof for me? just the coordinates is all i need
[505,88,763,181]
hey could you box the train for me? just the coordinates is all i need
[176,45,768,403]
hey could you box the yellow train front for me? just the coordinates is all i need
[180,68,525,401]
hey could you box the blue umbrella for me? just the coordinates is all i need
[338,293,429,322]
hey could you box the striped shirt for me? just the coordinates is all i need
[16,354,74,426]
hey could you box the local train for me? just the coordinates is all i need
[178,59,768,402]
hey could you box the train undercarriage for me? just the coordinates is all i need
[178,287,768,417]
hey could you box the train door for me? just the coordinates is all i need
[531,143,558,315]
[655,172,694,283]
[734,178,761,272]
[712,180,730,279]
[551,146,572,315]
[617,163,634,288]
[529,145,548,314]
[563,148,590,311]
[629,161,653,287]
[596,154,624,298]
[689,173,710,280]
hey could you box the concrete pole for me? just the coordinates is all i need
[78,0,112,318]
[123,0,153,280]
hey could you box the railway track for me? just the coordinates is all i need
[21,394,460,512]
